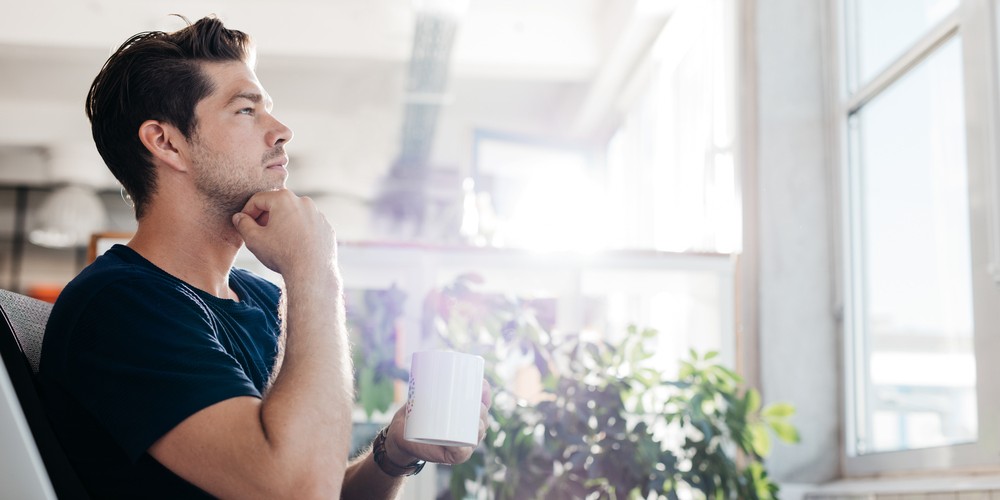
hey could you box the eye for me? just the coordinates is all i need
[237,107,255,116]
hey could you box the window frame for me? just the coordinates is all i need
[833,0,1000,476]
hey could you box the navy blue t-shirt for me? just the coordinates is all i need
[38,244,282,499]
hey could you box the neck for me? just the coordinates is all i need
[127,204,244,300]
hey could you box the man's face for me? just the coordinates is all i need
[187,61,293,217]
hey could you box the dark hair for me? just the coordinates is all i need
[85,16,253,219]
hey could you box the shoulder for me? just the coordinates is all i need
[40,246,220,377]
[230,267,281,304]
[47,246,219,343]
[54,245,190,314]
[230,267,279,292]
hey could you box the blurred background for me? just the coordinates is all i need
[2,0,1000,499]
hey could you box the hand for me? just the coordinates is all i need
[231,189,336,279]
[384,379,492,466]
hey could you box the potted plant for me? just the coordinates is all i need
[423,274,799,500]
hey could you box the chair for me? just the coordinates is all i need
[0,289,89,499]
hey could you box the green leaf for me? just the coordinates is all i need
[761,402,796,419]
[745,388,761,415]
[768,420,801,444]
[679,361,695,380]
[713,365,743,385]
[703,351,719,361]
[748,422,772,457]
[356,366,378,418]
[634,368,660,387]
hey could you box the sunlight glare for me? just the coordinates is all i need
[504,165,609,253]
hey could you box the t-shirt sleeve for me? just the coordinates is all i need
[62,278,262,462]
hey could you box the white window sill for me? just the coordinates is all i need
[792,473,1000,498]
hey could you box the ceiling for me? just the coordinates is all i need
[0,0,674,200]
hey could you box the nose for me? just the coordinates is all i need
[268,114,293,147]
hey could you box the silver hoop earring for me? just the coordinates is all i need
[120,186,134,209]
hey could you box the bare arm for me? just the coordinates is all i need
[148,190,354,499]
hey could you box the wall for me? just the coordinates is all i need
[752,0,841,485]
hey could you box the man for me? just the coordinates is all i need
[37,16,489,499]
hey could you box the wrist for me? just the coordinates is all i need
[384,426,418,466]
[373,426,425,477]
[282,268,344,308]
[283,264,341,290]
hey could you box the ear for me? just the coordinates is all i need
[138,120,189,173]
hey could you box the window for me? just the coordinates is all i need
[597,0,739,368]
[604,0,738,254]
[471,133,601,252]
[453,0,740,372]
[838,0,1000,474]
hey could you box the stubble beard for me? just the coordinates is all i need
[191,142,286,221]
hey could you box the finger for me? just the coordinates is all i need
[231,212,262,237]
[238,189,288,220]
[238,196,270,221]
[254,211,270,226]
[481,379,493,410]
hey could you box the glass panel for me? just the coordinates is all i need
[579,267,726,373]
[846,0,958,90]
[603,0,738,253]
[850,37,975,455]
[474,137,602,251]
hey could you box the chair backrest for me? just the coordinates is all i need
[0,290,51,374]
[0,289,89,499]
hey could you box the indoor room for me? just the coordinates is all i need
[1,0,998,499]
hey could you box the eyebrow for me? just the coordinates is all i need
[226,92,273,109]
[227,92,261,105]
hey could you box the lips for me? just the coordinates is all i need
[263,146,288,169]
[265,155,289,171]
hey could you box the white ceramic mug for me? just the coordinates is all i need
[404,350,485,446]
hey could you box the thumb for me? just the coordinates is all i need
[231,212,259,237]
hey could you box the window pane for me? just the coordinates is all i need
[603,0,738,253]
[849,37,975,455]
[474,137,601,251]
[846,0,958,89]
